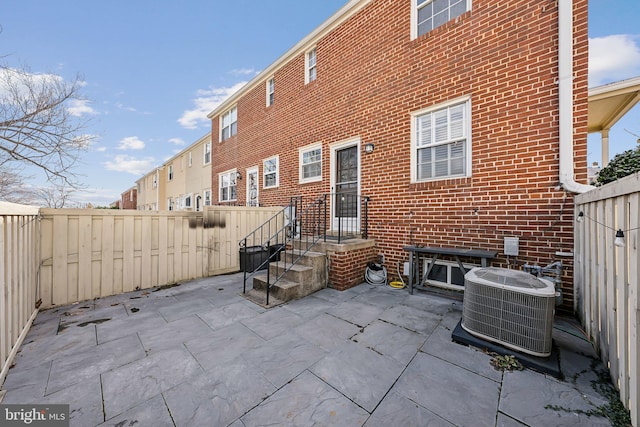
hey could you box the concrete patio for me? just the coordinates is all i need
[1,273,619,426]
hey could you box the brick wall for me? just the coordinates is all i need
[328,245,378,291]
[211,0,588,311]
[120,188,137,210]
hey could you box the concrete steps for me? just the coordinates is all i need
[247,249,326,307]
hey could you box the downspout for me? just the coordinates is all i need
[558,0,594,194]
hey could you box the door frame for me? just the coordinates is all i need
[246,166,259,206]
[330,137,361,231]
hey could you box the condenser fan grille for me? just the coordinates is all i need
[461,268,555,357]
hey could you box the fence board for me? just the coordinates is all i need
[629,192,640,426]
[122,216,135,293]
[575,173,640,426]
[0,204,40,388]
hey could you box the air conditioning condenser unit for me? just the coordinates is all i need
[461,267,555,357]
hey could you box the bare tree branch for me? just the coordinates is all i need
[0,63,94,190]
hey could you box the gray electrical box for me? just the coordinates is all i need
[504,237,519,256]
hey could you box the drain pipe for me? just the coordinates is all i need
[558,0,594,194]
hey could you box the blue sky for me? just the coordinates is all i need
[1,1,639,206]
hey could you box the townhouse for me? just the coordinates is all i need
[207,0,590,309]
[136,133,212,211]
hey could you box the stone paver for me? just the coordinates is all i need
[240,370,369,426]
[164,360,276,427]
[98,394,174,427]
[499,368,612,426]
[394,352,501,426]
[242,333,327,389]
[1,272,618,427]
[101,346,203,419]
[363,391,455,427]
[47,334,145,394]
[310,340,404,412]
[352,319,426,365]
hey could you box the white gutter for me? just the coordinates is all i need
[558,0,593,194]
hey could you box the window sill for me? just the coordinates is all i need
[299,177,322,185]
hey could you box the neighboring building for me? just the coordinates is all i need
[208,0,590,309]
[110,200,120,209]
[120,187,137,210]
[136,133,212,211]
[587,162,601,185]
[136,167,165,211]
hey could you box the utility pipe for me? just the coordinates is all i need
[558,0,594,194]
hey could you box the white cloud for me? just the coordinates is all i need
[103,155,156,175]
[589,34,640,86]
[230,68,258,76]
[67,99,97,117]
[115,102,137,112]
[169,137,185,146]
[117,136,145,150]
[178,81,247,129]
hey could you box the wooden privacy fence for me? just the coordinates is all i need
[0,203,40,388]
[574,172,640,426]
[38,206,281,309]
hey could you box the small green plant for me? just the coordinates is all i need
[489,353,524,371]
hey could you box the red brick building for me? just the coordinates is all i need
[208,0,590,310]
[120,187,137,210]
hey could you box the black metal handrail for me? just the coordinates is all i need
[241,193,370,305]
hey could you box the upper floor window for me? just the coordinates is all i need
[219,170,237,202]
[263,156,279,188]
[152,173,157,188]
[299,144,322,183]
[188,152,193,167]
[412,98,471,182]
[414,0,469,39]
[168,164,174,181]
[266,78,275,106]
[305,48,317,84]
[220,106,237,141]
[203,142,211,165]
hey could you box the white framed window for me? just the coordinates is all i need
[299,144,322,183]
[305,47,317,84]
[411,97,471,182]
[183,193,192,209]
[263,156,279,188]
[168,198,174,211]
[412,0,470,39]
[204,190,211,206]
[152,173,158,188]
[219,170,237,202]
[204,142,211,165]
[266,77,275,106]
[188,152,193,167]
[168,164,174,181]
[220,106,237,141]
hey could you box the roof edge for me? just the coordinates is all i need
[206,0,371,120]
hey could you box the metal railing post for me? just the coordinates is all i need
[266,239,270,306]
[242,237,247,294]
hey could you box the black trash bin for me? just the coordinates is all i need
[269,244,285,262]
[239,245,269,272]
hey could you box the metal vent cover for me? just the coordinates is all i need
[461,267,555,357]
